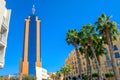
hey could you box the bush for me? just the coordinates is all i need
[82,74,89,79]
[105,72,114,78]
[92,72,98,77]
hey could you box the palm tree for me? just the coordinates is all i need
[94,35,107,65]
[79,46,91,80]
[78,31,91,80]
[95,13,120,80]
[56,70,62,80]
[79,24,102,80]
[66,29,82,80]
[51,73,57,80]
[61,64,72,80]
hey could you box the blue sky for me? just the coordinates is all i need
[0,0,120,75]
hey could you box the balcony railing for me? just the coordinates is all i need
[0,62,3,68]
[0,33,6,44]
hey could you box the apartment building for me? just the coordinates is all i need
[0,0,11,68]
[65,38,120,78]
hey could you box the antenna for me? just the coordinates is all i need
[32,5,35,14]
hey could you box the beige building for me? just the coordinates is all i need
[66,50,87,78]
[65,39,120,78]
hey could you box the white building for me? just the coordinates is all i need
[0,0,11,68]
[36,67,48,80]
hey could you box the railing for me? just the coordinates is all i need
[0,62,3,68]
[0,32,6,44]
[0,61,3,64]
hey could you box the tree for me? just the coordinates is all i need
[61,64,72,80]
[78,31,92,80]
[0,76,2,80]
[95,13,120,80]
[22,75,36,80]
[79,24,103,80]
[56,70,62,80]
[66,29,82,80]
[51,73,57,80]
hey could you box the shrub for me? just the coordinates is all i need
[105,72,114,78]
[92,72,98,77]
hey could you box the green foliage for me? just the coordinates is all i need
[82,74,89,79]
[56,70,62,79]
[61,64,72,74]
[95,13,120,80]
[95,13,120,43]
[51,73,57,80]
[65,13,120,80]
[66,29,79,45]
[22,75,36,80]
[0,76,2,80]
[105,72,114,78]
[92,72,98,77]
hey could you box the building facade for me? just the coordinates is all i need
[65,50,87,78]
[0,0,11,68]
[65,38,120,79]
[20,6,48,80]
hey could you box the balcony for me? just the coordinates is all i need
[0,62,3,68]
[2,17,8,30]
[0,32,6,46]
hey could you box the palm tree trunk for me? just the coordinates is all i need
[89,44,101,80]
[64,73,66,80]
[90,62,92,80]
[85,47,92,80]
[88,36,101,80]
[96,55,100,65]
[86,54,89,75]
[106,28,119,80]
[86,54,91,80]
[73,42,83,80]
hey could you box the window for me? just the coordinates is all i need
[106,55,110,60]
[114,52,120,58]
[104,48,108,54]
[117,60,120,66]
[107,61,112,67]
[74,61,76,64]
[113,45,118,50]
[72,62,74,64]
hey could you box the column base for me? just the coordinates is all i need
[21,61,29,75]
